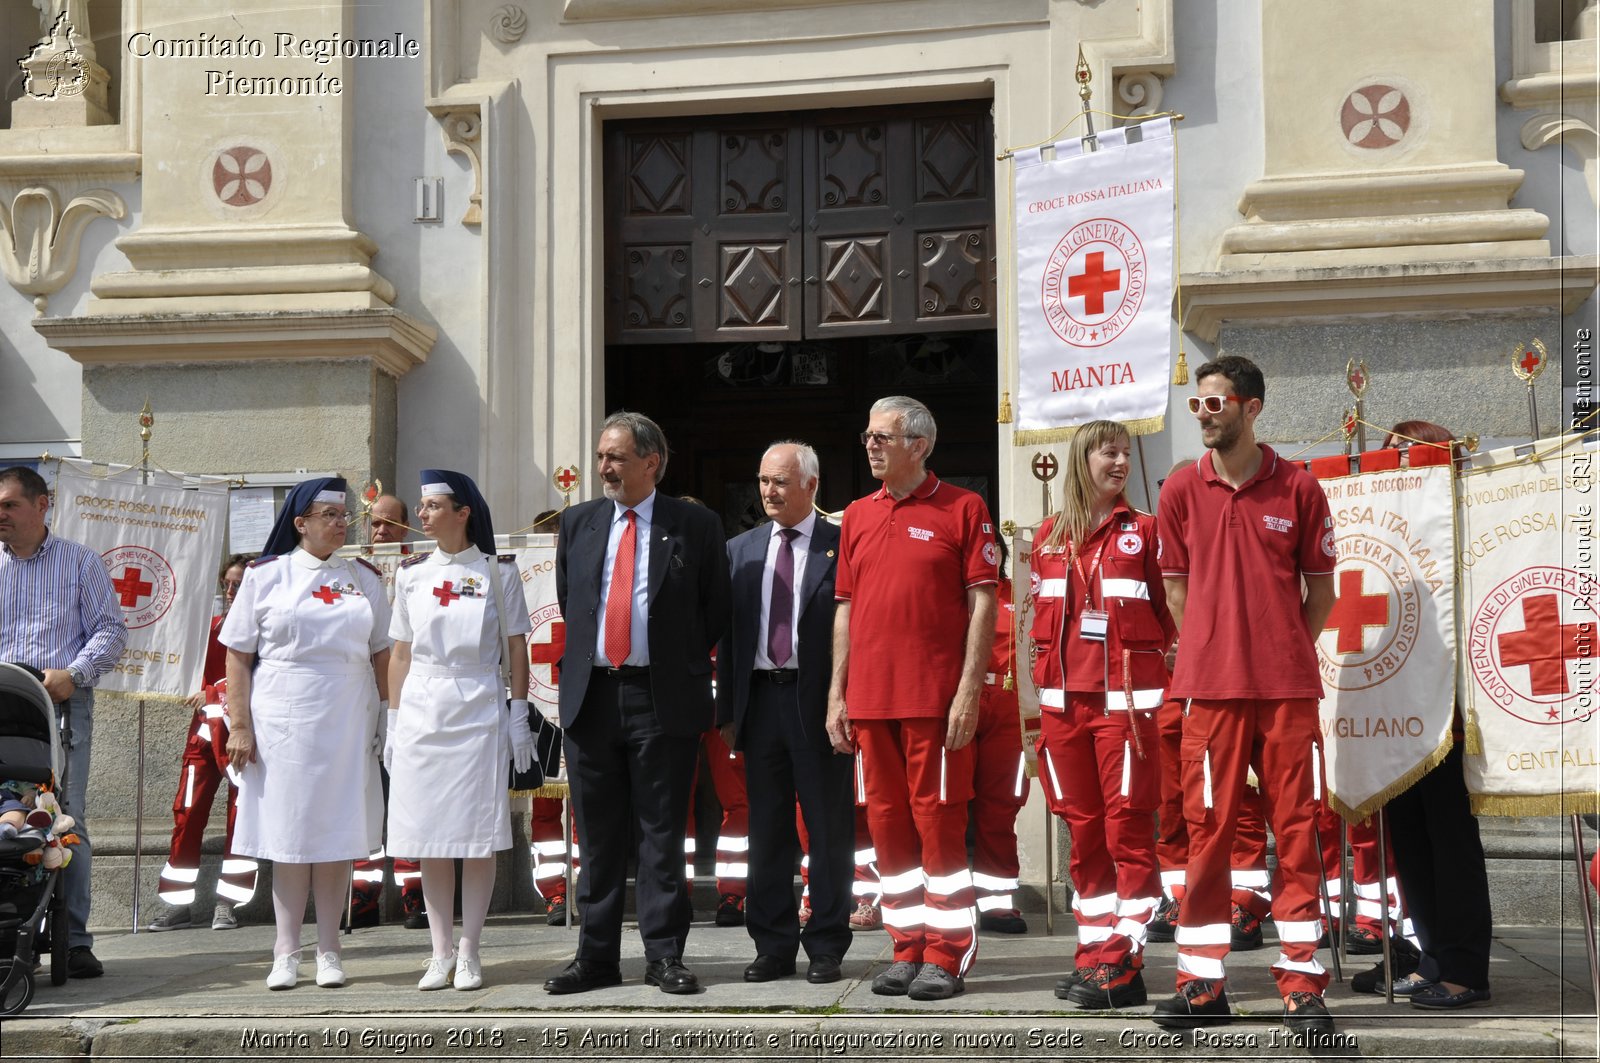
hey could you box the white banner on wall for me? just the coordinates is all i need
[52,463,228,700]
[1460,435,1599,816]
[1314,464,1458,820]
[1011,118,1174,442]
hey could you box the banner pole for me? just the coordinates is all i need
[132,401,153,935]
[1567,813,1600,1004]
[1376,808,1394,1004]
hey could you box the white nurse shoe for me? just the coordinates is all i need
[266,952,300,990]
[418,951,457,990]
[454,954,483,991]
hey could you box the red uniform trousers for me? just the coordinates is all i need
[1155,698,1272,914]
[686,729,749,898]
[857,717,977,975]
[1175,698,1328,996]
[799,803,879,904]
[1315,804,1407,940]
[530,796,577,901]
[158,697,257,907]
[971,681,1028,914]
[1038,696,1160,968]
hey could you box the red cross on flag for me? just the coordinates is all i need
[1011,117,1175,443]
[1311,459,1458,820]
[1460,433,1600,815]
[506,535,566,776]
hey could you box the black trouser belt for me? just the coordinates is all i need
[752,669,798,685]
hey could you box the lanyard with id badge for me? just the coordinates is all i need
[1071,538,1108,642]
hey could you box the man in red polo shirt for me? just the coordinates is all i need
[826,395,997,1001]
[1153,356,1337,1038]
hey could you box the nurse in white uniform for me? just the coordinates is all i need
[222,477,391,991]
[386,469,535,991]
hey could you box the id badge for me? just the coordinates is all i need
[1079,609,1109,642]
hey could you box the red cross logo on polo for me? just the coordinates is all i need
[311,585,342,605]
[1469,566,1600,725]
[527,603,566,702]
[1315,545,1421,693]
[1040,217,1147,349]
[101,545,178,630]
[1117,532,1142,555]
[432,581,462,607]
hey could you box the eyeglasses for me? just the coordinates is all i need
[860,432,921,448]
[415,501,458,515]
[1187,394,1249,415]
[303,509,349,524]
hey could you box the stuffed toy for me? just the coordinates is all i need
[0,781,77,869]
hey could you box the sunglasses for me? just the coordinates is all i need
[1187,394,1249,415]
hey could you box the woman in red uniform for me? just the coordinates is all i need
[1030,419,1174,1009]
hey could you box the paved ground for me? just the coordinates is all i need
[4,915,1596,1062]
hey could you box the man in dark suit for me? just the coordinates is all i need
[717,441,854,985]
[543,411,730,996]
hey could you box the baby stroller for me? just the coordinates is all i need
[0,662,70,1015]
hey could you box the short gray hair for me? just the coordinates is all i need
[870,395,937,457]
[763,440,820,485]
[601,410,670,483]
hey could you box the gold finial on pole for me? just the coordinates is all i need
[137,399,153,484]
[1512,339,1548,440]
[1076,45,1093,104]
[553,465,581,509]
[1345,359,1370,453]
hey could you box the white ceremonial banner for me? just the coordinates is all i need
[1012,117,1174,442]
[338,542,429,603]
[1313,463,1458,820]
[52,463,228,701]
[1012,530,1043,777]
[509,538,561,727]
[1460,435,1599,816]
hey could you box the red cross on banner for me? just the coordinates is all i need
[1067,251,1122,316]
[112,567,153,607]
[433,581,461,607]
[1324,569,1389,654]
[311,585,342,605]
[1497,593,1599,696]
[529,619,566,685]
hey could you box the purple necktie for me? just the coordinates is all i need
[767,528,800,667]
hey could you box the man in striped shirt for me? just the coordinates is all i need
[0,466,128,979]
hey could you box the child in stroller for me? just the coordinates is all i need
[0,662,72,1015]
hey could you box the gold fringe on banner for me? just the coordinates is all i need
[1013,412,1165,447]
[512,782,570,801]
[1470,791,1600,818]
[1326,736,1453,824]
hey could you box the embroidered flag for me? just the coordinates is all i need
[1313,460,1457,819]
[1459,435,1599,815]
[1012,118,1175,441]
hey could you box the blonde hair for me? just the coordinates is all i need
[1040,420,1131,551]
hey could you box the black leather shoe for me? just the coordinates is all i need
[645,956,700,995]
[543,958,621,994]
[743,954,796,982]
[806,955,843,984]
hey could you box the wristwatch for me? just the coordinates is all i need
[66,664,89,690]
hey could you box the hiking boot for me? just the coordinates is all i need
[1065,961,1148,1009]
[1283,991,1335,1035]
[147,904,193,932]
[1350,939,1420,994]
[870,960,919,996]
[1230,904,1264,951]
[1146,896,1178,942]
[715,893,746,927]
[1345,923,1384,954]
[545,895,569,927]
[401,888,428,930]
[1053,964,1096,998]
[1151,979,1232,1028]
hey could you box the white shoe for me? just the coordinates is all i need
[211,903,238,930]
[418,952,456,990]
[453,954,483,991]
[265,953,299,990]
[315,951,345,988]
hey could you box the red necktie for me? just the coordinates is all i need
[604,509,637,665]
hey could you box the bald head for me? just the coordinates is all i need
[759,441,819,529]
[368,494,410,544]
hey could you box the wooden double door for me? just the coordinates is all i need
[603,100,1000,534]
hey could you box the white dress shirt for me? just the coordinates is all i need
[754,510,815,671]
[594,491,655,667]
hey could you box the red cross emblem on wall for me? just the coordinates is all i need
[1497,593,1598,698]
[311,585,342,605]
[433,582,461,607]
[112,567,154,608]
[1324,569,1389,654]
[1068,251,1122,316]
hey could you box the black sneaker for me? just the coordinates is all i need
[400,887,428,930]
[1345,923,1384,954]
[1152,979,1232,1028]
[1350,940,1421,994]
[545,896,569,927]
[66,946,103,979]
[1146,897,1178,943]
[978,909,1028,934]
[715,893,745,927]
[1229,904,1264,951]
[1064,963,1148,1009]
[1283,991,1335,1035]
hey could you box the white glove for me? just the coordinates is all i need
[382,707,399,772]
[510,698,536,775]
[372,699,389,757]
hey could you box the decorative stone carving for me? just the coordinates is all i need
[1114,71,1163,118]
[0,184,125,315]
[13,0,113,127]
[435,108,484,225]
[489,4,528,44]
[1501,0,1599,205]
